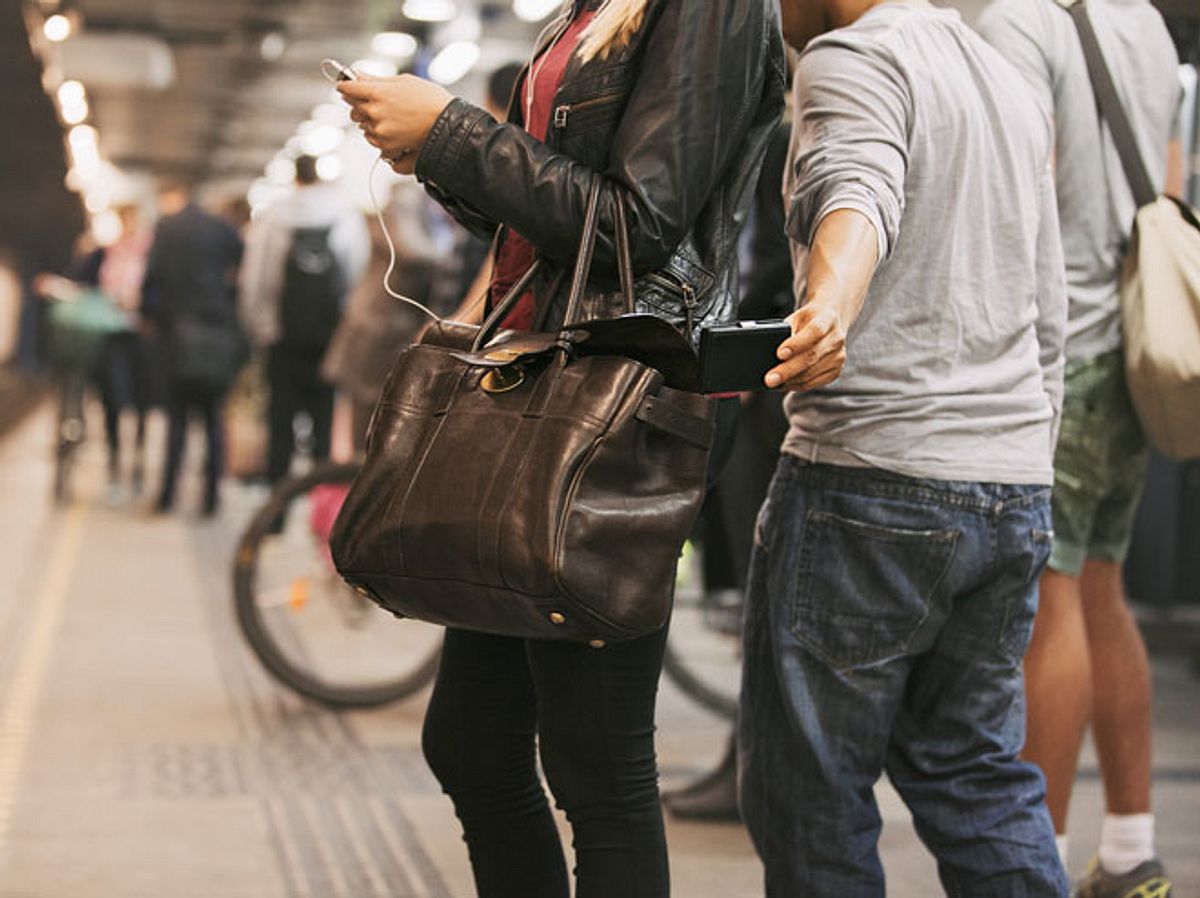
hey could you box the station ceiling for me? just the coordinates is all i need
[0,0,537,261]
[1,0,1197,266]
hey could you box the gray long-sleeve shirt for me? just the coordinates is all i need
[781,3,1067,486]
[979,0,1181,365]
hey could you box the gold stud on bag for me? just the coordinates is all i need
[329,182,716,643]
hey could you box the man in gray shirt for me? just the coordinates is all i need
[737,0,1068,894]
[980,2,1182,895]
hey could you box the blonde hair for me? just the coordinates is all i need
[578,0,650,63]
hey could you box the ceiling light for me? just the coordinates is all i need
[301,124,343,157]
[403,0,457,22]
[311,103,349,127]
[57,80,89,125]
[85,190,110,214]
[428,41,480,86]
[43,14,72,42]
[316,155,344,181]
[260,31,286,61]
[61,97,89,125]
[371,32,419,60]
[92,209,123,247]
[68,124,98,151]
[57,80,86,105]
[513,0,563,22]
[266,157,295,185]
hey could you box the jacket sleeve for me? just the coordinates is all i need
[416,0,782,274]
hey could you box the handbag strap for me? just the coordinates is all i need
[1059,0,1158,208]
[473,179,636,351]
[563,181,637,324]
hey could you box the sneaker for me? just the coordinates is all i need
[1074,857,1173,898]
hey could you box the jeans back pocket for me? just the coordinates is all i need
[790,510,959,670]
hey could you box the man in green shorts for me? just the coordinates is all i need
[980,1,1184,894]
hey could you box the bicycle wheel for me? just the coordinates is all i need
[663,541,741,720]
[53,370,87,506]
[233,461,443,709]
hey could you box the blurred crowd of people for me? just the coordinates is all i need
[27,63,525,517]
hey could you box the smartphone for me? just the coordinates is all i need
[321,58,359,83]
[697,320,793,393]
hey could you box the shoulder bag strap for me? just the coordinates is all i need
[1060,0,1158,208]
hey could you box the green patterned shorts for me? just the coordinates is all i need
[1048,350,1148,576]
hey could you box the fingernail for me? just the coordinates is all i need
[765,373,781,388]
[778,347,792,360]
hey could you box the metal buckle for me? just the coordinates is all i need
[480,366,525,394]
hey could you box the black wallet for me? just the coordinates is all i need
[697,320,791,393]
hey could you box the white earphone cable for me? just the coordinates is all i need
[360,3,574,324]
[368,157,443,322]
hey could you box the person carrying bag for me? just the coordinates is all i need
[1065,0,1200,460]
[332,1,786,895]
[331,184,715,644]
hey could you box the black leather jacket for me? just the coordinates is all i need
[415,0,787,346]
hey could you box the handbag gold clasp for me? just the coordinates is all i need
[480,365,525,394]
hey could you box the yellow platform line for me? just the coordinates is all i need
[0,502,88,853]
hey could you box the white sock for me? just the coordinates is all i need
[1098,813,1155,875]
[1056,834,1070,871]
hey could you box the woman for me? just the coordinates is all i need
[339,1,784,895]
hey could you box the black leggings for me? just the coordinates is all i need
[422,626,670,898]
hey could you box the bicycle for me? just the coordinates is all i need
[52,367,88,505]
[232,460,443,709]
[663,541,742,720]
[38,279,128,506]
[234,459,743,717]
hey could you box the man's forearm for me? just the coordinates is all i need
[803,208,879,329]
[764,207,880,391]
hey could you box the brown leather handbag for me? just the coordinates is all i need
[329,184,715,643]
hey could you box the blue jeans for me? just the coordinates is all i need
[739,457,1067,898]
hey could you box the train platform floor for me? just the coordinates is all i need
[0,405,1197,897]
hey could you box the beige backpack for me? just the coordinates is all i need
[1066,0,1200,460]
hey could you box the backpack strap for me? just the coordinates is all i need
[1056,0,1158,208]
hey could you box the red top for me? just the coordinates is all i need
[489,11,596,331]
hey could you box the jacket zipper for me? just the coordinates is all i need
[645,271,698,334]
[552,92,622,130]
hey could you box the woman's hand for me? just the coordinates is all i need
[337,75,454,175]
[763,302,848,392]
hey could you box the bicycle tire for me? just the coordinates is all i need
[232,460,442,709]
[53,442,73,505]
[661,638,738,720]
